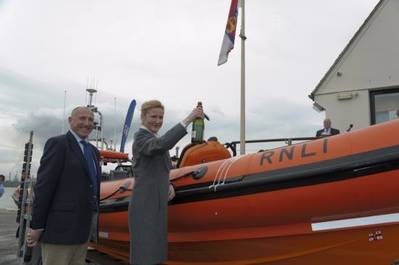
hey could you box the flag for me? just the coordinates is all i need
[218,0,238,66]
[120,99,136,153]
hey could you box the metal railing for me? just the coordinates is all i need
[225,137,318,156]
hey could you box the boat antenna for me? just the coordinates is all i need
[86,87,103,149]
[346,124,354,132]
[62,89,67,133]
[87,88,97,108]
[113,97,117,151]
[94,79,99,105]
[86,77,89,104]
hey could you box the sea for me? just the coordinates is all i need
[0,187,18,210]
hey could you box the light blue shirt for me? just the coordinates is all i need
[69,129,97,175]
[69,129,86,154]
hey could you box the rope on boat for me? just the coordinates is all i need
[100,182,131,201]
[221,156,240,185]
[209,156,240,191]
[209,159,230,191]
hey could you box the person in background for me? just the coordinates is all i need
[0,174,5,198]
[27,106,101,265]
[129,100,204,265]
[316,118,340,137]
[170,155,178,168]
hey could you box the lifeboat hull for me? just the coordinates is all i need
[92,224,399,265]
[92,120,399,264]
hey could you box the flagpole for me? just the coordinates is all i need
[239,0,246,155]
[217,0,244,153]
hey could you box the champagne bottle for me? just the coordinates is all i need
[191,102,204,144]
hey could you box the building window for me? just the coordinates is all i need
[370,88,399,125]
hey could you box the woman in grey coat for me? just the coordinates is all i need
[129,100,203,265]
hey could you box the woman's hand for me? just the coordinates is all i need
[182,105,204,127]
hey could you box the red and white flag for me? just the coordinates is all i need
[218,0,239,66]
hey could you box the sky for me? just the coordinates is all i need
[0,0,380,179]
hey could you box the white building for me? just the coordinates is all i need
[309,0,399,132]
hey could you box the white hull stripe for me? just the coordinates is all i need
[98,231,109,239]
[311,213,399,231]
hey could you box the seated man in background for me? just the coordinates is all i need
[316,118,340,137]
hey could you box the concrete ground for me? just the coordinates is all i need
[0,209,20,265]
[0,209,125,265]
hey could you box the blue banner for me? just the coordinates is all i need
[120,99,136,153]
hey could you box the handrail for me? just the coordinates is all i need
[225,137,318,156]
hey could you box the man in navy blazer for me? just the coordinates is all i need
[316,118,340,137]
[27,106,101,265]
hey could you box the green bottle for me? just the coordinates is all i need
[191,102,204,144]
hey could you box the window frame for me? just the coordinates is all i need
[369,88,399,125]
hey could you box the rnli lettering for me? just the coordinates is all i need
[323,138,328,154]
[260,151,274,165]
[279,146,295,162]
[301,144,316,157]
[259,139,329,166]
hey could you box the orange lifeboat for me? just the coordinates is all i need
[100,150,129,163]
[92,120,399,265]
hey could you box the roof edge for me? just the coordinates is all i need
[309,0,386,101]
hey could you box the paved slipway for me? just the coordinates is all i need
[0,209,126,265]
[0,209,19,265]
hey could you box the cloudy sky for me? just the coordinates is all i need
[0,0,379,178]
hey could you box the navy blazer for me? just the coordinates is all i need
[316,127,340,137]
[31,131,100,244]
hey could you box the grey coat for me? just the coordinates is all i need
[129,124,187,265]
